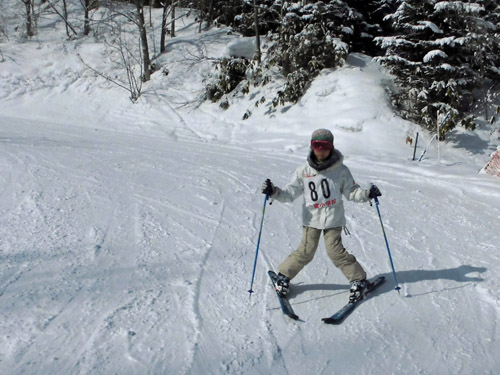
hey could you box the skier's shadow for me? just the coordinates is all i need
[289,265,487,301]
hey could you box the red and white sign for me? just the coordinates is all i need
[480,147,500,177]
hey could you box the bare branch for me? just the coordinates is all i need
[45,0,78,36]
[77,53,132,92]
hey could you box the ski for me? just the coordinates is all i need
[322,276,385,325]
[268,270,299,320]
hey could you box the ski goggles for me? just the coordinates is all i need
[311,140,333,151]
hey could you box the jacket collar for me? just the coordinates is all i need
[307,148,343,171]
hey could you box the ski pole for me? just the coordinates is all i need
[248,193,269,296]
[370,185,401,293]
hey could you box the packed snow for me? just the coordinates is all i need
[1,4,500,375]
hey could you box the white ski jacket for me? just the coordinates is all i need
[271,150,370,230]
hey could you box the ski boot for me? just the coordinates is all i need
[349,279,372,303]
[276,273,290,297]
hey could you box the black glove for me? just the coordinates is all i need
[261,179,276,196]
[369,184,382,199]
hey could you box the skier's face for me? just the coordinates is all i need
[311,140,333,161]
[313,148,331,161]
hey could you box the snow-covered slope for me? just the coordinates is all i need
[1,5,500,375]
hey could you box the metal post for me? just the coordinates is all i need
[412,132,419,161]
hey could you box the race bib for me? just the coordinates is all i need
[304,175,338,208]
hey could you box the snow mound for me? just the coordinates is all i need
[423,49,448,63]
[224,37,256,59]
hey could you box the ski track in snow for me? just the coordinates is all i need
[1,114,500,374]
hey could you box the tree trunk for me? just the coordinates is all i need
[279,1,290,75]
[253,0,261,63]
[207,0,214,26]
[62,0,70,38]
[83,0,98,36]
[160,0,168,53]
[84,0,90,35]
[170,1,175,38]
[149,0,153,27]
[135,0,151,81]
[24,0,35,37]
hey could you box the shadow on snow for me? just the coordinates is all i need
[289,264,487,300]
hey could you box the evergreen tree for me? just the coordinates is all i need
[233,0,281,36]
[345,0,396,55]
[269,1,359,103]
[375,0,500,137]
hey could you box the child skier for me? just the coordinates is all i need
[262,129,381,303]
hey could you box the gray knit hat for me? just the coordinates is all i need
[311,129,334,143]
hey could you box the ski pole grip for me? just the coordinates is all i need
[370,184,380,204]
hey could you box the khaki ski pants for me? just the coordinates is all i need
[278,226,366,282]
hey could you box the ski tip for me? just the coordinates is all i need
[288,313,299,321]
[322,318,341,325]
